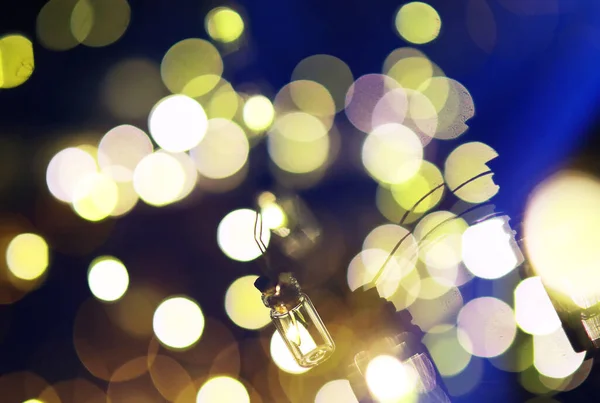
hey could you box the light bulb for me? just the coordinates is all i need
[256,273,335,368]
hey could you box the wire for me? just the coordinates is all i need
[254,209,273,277]
[370,170,494,285]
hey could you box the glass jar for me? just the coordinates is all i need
[256,273,335,367]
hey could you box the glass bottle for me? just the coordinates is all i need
[255,273,335,367]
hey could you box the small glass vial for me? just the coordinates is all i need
[255,273,335,367]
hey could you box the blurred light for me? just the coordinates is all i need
[88,256,129,302]
[404,89,439,144]
[462,216,524,279]
[444,142,499,203]
[190,118,249,179]
[457,297,517,358]
[225,275,271,330]
[419,78,474,140]
[98,124,154,182]
[292,54,353,112]
[270,330,311,374]
[363,224,418,263]
[362,123,423,185]
[148,94,208,153]
[196,376,250,403]
[0,34,34,88]
[272,111,327,142]
[46,147,98,203]
[36,0,80,50]
[395,2,441,44]
[345,74,401,133]
[383,47,426,76]
[361,224,419,288]
[161,38,223,96]
[414,210,467,272]
[23,400,43,403]
[541,357,594,393]
[524,171,600,308]
[424,325,471,376]
[392,160,444,213]
[268,113,330,174]
[386,54,442,91]
[204,80,239,121]
[205,7,245,43]
[72,173,119,222]
[217,209,270,262]
[365,355,417,401]
[259,202,287,230]
[133,152,185,207]
[6,234,49,281]
[275,80,335,123]
[153,296,205,349]
[371,87,408,130]
[102,58,165,120]
[158,151,198,202]
[416,76,451,114]
[110,181,139,217]
[347,249,403,299]
[533,327,585,378]
[315,380,359,403]
[514,277,562,336]
[71,0,131,47]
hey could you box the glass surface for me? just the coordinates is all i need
[271,293,335,367]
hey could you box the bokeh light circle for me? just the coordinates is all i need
[189,118,249,180]
[345,74,401,133]
[362,123,423,185]
[6,233,49,281]
[462,216,523,279]
[514,277,561,336]
[161,38,223,96]
[72,173,119,222]
[315,379,359,403]
[524,170,600,308]
[243,95,275,132]
[424,326,472,377]
[88,256,129,302]
[366,355,417,401]
[395,2,442,44]
[46,147,98,203]
[205,7,245,43]
[98,124,154,182]
[196,376,249,403]
[148,94,208,153]
[133,152,186,207]
[225,275,271,330]
[444,142,499,203]
[0,34,34,89]
[534,327,585,379]
[153,296,205,350]
[457,297,517,358]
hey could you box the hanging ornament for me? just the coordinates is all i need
[254,272,335,368]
